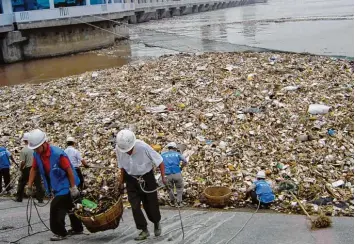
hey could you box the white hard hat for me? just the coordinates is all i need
[22,132,30,141]
[28,129,47,150]
[116,129,136,153]
[256,171,266,179]
[166,142,177,149]
[66,136,75,143]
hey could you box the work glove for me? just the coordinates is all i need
[25,186,34,197]
[70,186,80,199]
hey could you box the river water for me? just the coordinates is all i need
[0,0,353,86]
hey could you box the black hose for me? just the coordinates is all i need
[8,197,51,244]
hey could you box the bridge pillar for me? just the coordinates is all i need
[198,4,203,12]
[0,31,26,63]
[129,14,137,24]
[180,6,193,15]
[157,8,171,19]
[49,0,55,9]
[149,11,159,20]
[192,5,198,13]
[2,0,13,13]
[171,7,181,16]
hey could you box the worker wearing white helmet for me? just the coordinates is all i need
[116,129,165,241]
[26,129,83,241]
[161,142,187,207]
[245,170,275,208]
[64,136,89,191]
[14,133,44,203]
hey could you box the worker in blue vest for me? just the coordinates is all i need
[245,171,275,208]
[0,146,18,194]
[25,129,83,241]
[161,142,187,207]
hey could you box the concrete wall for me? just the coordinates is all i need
[0,0,257,63]
[0,20,128,63]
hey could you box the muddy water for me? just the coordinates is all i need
[0,45,131,87]
[0,0,353,86]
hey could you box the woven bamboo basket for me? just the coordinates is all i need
[204,186,232,208]
[76,196,123,233]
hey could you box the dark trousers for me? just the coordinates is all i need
[16,167,44,202]
[249,191,271,208]
[75,168,84,190]
[50,193,83,237]
[125,170,161,230]
[0,168,10,193]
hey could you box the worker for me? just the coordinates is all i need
[161,142,187,207]
[25,129,83,241]
[245,171,275,208]
[14,132,44,203]
[64,137,89,191]
[0,143,18,195]
[116,129,166,241]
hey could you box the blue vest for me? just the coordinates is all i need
[34,146,80,196]
[0,147,11,169]
[161,151,183,175]
[255,180,275,203]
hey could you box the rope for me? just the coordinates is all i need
[0,171,21,195]
[224,200,261,244]
[71,17,198,53]
[132,175,186,241]
[89,14,220,53]
[9,196,51,244]
[177,202,185,241]
[0,218,50,234]
[132,176,166,194]
[75,14,355,61]
[26,196,33,234]
[32,197,51,230]
[0,205,27,211]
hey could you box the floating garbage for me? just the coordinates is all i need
[332,180,345,188]
[308,104,331,115]
[282,85,300,91]
[327,129,336,136]
[0,52,353,216]
[77,170,121,217]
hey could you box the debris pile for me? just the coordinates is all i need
[0,52,353,216]
[76,169,121,217]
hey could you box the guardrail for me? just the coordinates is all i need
[0,14,13,27]
[135,0,228,9]
[14,3,134,23]
[12,0,235,24]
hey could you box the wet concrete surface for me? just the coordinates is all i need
[0,197,353,244]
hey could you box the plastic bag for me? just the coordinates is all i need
[308,104,331,115]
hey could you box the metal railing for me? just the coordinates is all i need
[14,3,134,23]
[10,0,235,24]
[135,0,228,9]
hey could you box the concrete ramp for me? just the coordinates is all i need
[0,198,353,244]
